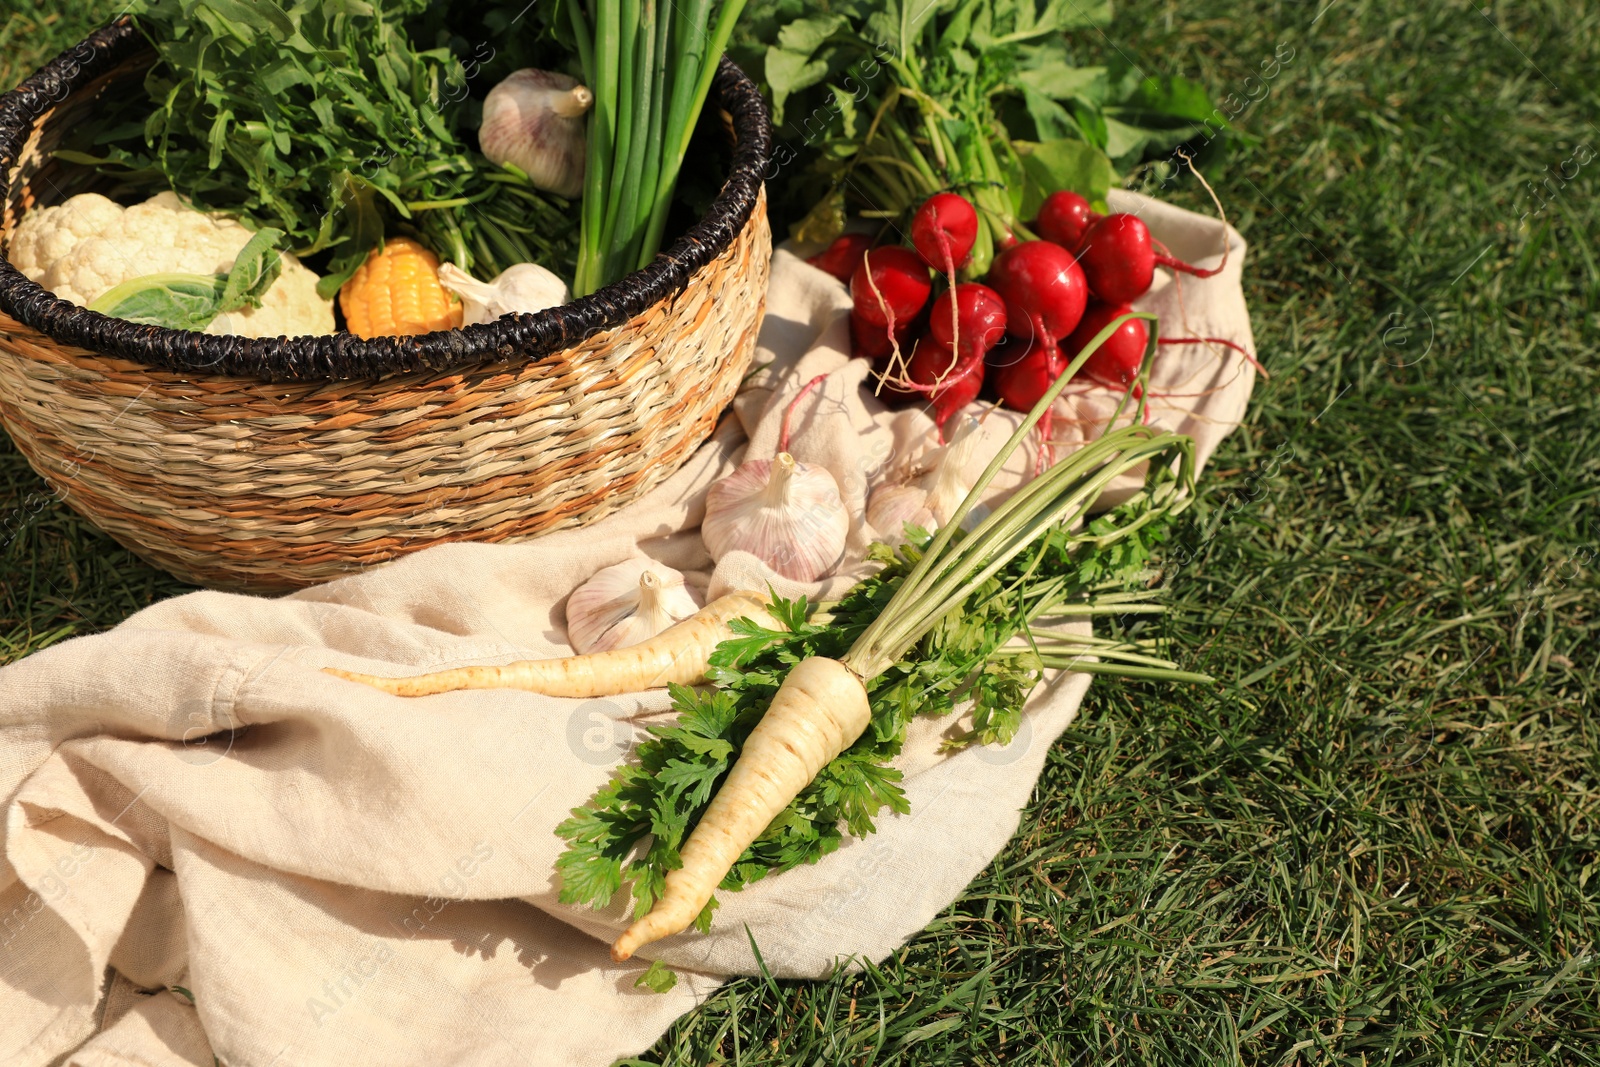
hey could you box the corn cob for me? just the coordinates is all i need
[339,237,463,338]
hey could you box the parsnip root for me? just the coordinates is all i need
[324,591,778,698]
[611,655,871,961]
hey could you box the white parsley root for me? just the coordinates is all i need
[324,590,778,698]
[611,656,871,960]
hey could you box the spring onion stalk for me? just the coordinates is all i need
[621,0,672,271]
[572,0,618,296]
[635,0,749,270]
[595,0,638,275]
[567,0,746,295]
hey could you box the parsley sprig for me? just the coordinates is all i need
[557,490,1198,923]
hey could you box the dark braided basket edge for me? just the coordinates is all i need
[0,17,772,384]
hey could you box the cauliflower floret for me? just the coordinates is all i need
[207,257,334,338]
[8,193,124,287]
[8,190,334,337]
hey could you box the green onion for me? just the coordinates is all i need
[566,0,747,295]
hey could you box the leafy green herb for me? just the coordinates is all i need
[87,225,286,330]
[634,959,680,993]
[82,0,578,289]
[557,495,1194,919]
[741,0,1214,265]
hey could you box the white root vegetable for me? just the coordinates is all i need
[324,591,775,698]
[565,558,703,654]
[610,655,870,961]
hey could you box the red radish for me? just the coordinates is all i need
[1035,191,1097,251]
[880,335,984,427]
[928,283,1007,360]
[850,309,911,361]
[991,335,1066,413]
[987,241,1088,343]
[1076,214,1156,304]
[1064,301,1149,388]
[807,233,872,283]
[911,193,979,272]
[1078,212,1227,305]
[850,246,932,329]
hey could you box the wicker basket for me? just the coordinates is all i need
[0,20,771,592]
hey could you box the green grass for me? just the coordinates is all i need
[0,1,196,660]
[4,0,1599,1062]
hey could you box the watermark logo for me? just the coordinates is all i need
[972,712,1035,767]
[170,697,237,767]
[565,700,634,766]
[1376,303,1435,368]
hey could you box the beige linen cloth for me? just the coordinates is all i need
[0,192,1255,1066]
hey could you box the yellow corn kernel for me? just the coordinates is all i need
[339,237,463,338]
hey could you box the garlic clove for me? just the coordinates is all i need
[702,451,850,582]
[440,261,570,325]
[867,417,982,543]
[488,263,569,314]
[437,264,501,326]
[866,483,936,543]
[479,69,592,200]
[922,416,981,527]
[565,558,704,653]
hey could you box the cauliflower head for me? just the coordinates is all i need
[8,191,335,338]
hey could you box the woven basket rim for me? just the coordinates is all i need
[0,17,771,383]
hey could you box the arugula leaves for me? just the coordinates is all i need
[556,495,1177,921]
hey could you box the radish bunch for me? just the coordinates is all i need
[819,193,1011,433]
[1036,194,1227,391]
[815,186,1235,432]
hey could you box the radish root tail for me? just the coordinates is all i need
[1155,150,1230,280]
[779,374,831,454]
[1159,336,1267,378]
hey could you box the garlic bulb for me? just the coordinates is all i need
[438,262,569,324]
[702,452,850,582]
[479,69,592,199]
[867,417,981,542]
[565,558,704,653]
